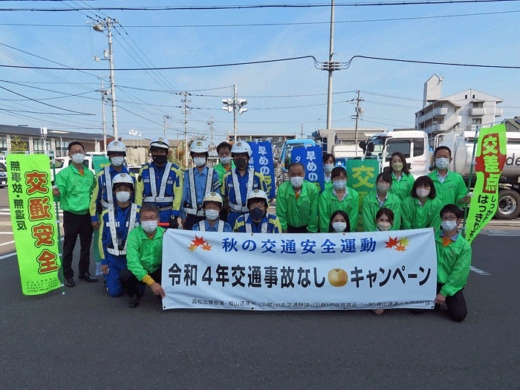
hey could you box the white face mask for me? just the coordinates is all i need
[333,180,346,191]
[194,157,206,167]
[71,153,85,164]
[324,164,334,173]
[205,209,220,221]
[332,222,347,232]
[377,222,392,231]
[141,220,158,233]
[111,156,124,167]
[290,177,304,188]
[436,158,450,170]
[417,188,430,198]
[441,220,458,231]
[377,183,390,193]
[220,156,231,165]
[115,191,131,203]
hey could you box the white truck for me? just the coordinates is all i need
[360,128,520,219]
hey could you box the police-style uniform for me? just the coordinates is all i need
[233,212,282,233]
[193,219,232,232]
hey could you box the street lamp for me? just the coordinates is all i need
[222,84,248,142]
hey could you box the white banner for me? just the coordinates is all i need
[161,229,437,311]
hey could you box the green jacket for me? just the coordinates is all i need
[361,191,402,232]
[389,172,415,201]
[126,225,164,281]
[428,170,467,208]
[214,161,235,186]
[276,180,319,232]
[435,230,472,297]
[54,164,95,215]
[401,196,442,230]
[319,186,359,232]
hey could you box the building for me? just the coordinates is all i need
[415,75,503,136]
[317,128,385,154]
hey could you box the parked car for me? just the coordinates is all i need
[0,163,7,187]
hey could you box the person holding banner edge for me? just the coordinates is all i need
[362,172,402,232]
[52,141,97,287]
[276,162,319,233]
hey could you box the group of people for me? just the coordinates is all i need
[52,138,472,322]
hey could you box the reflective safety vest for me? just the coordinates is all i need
[244,212,270,233]
[197,220,225,232]
[143,162,174,204]
[229,167,255,213]
[106,204,138,257]
[101,166,114,209]
[184,167,215,216]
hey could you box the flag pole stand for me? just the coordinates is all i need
[462,126,480,239]
[49,151,66,295]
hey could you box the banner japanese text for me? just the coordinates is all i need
[291,145,325,193]
[248,141,275,199]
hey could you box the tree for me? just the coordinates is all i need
[10,136,27,152]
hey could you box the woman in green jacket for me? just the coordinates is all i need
[401,176,442,230]
[323,153,335,191]
[362,172,401,232]
[387,152,415,201]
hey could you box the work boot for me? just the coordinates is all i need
[79,272,98,283]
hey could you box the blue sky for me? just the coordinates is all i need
[0,0,518,143]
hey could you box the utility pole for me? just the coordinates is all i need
[180,92,191,167]
[326,0,335,130]
[208,117,214,146]
[98,80,108,150]
[351,90,364,156]
[301,123,304,138]
[163,115,172,140]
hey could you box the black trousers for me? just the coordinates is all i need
[185,214,205,231]
[437,282,467,322]
[62,211,93,279]
[287,225,308,233]
[119,267,162,298]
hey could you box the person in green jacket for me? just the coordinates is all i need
[401,176,442,230]
[387,151,415,201]
[323,153,335,191]
[428,146,471,208]
[276,162,319,233]
[362,172,401,232]
[119,204,165,308]
[52,141,97,288]
[319,166,359,232]
[328,210,351,233]
[435,204,471,322]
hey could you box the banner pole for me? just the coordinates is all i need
[50,151,66,294]
[462,126,480,239]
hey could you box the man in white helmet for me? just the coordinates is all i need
[181,139,220,230]
[221,141,268,229]
[192,192,232,232]
[136,137,183,227]
[233,189,281,233]
[89,140,136,230]
[99,173,140,297]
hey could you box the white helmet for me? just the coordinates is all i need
[246,189,269,207]
[112,173,134,190]
[231,141,252,157]
[107,140,127,155]
[202,192,223,208]
[190,139,209,154]
[150,137,170,150]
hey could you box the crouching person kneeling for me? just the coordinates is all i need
[119,205,165,308]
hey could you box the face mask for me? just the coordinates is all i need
[324,164,334,173]
[417,188,430,198]
[152,155,168,165]
[332,222,346,232]
[220,156,231,165]
[250,207,264,220]
[234,158,248,170]
[193,157,206,167]
[290,177,304,188]
[111,156,124,167]
[392,163,403,172]
[333,180,346,191]
[377,183,390,193]
[141,220,158,233]
[205,209,219,221]
[377,222,392,231]
[436,158,450,170]
[115,191,131,203]
[441,220,458,231]
[71,153,84,164]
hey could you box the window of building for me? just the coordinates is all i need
[473,102,483,108]
[472,118,482,125]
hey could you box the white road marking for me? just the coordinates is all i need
[0,232,13,234]
[0,240,14,247]
[0,252,15,260]
[470,266,491,276]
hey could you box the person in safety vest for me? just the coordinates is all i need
[275,162,319,233]
[90,140,136,230]
[99,173,140,297]
[233,189,281,233]
[192,192,232,232]
[222,141,268,229]
[181,139,220,230]
[119,204,165,308]
[136,137,183,227]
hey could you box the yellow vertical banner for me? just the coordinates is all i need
[7,154,62,295]
[465,124,507,244]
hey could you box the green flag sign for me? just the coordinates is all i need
[346,158,379,231]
